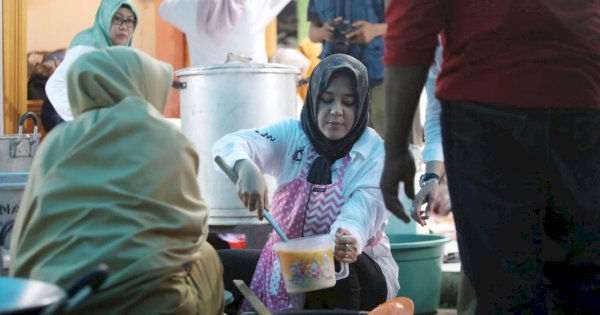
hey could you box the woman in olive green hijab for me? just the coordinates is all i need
[10,47,224,315]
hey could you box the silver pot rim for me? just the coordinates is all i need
[175,62,300,77]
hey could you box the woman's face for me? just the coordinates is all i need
[317,72,357,141]
[109,6,136,46]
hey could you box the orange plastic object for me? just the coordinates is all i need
[228,239,246,249]
[218,233,246,249]
[368,297,415,315]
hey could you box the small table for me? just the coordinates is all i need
[0,277,66,314]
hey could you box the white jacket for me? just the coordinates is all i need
[212,119,400,299]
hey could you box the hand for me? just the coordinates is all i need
[334,227,358,263]
[411,178,452,226]
[320,16,343,42]
[234,159,269,220]
[347,20,379,44]
[380,149,415,223]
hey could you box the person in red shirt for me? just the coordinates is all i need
[380,1,600,314]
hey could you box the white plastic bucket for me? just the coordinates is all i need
[274,234,349,294]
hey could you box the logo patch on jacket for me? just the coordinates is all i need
[292,148,304,163]
[255,130,275,141]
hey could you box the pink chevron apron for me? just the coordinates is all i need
[241,148,351,312]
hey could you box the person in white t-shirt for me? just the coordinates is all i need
[158,0,291,66]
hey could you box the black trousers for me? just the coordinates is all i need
[305,253,387,311]
[442,101,600,314]
[218,249,387,312]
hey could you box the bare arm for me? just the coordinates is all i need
[380,65,429,222]
[424,160,445,177]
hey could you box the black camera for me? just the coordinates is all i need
[330,20,355,55]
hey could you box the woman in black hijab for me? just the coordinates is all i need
[213,54,399,312]
[301,54,370,185]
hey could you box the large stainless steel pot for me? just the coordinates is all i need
[176,63,299,225]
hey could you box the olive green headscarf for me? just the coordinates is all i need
[67,46,171,117]
[10,47,209,299]
[70,0,139,48]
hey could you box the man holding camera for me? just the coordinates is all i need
[308,0,388,135]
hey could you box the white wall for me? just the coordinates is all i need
[27,0,156,56]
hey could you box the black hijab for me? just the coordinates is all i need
[300,54,370,185]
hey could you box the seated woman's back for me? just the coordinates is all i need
[10,47,217,314]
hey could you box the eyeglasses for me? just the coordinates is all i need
[111,16,136,29]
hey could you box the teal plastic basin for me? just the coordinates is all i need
[389,234,450,315]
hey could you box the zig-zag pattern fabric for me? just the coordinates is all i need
[241,147,351,313]
[303,155,350,236]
